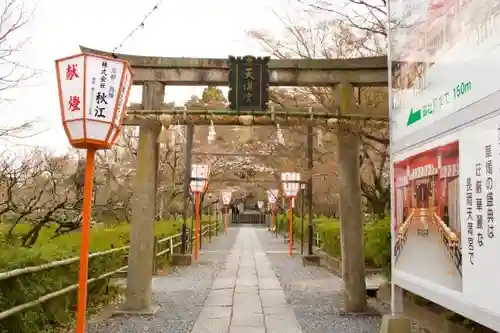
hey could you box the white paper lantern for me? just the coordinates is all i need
[221,190,232,205]
[190,164,210,192]
[56,53,133,149]
[281,172,301,198]
[267,189,278,204]
[257,200,264,209]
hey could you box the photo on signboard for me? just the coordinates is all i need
[393,140,462,292]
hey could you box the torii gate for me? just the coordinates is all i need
[80,46,389,315]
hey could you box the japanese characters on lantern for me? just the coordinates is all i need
[221,190,232,206]
[267,189,278,204]
[190,164,210,193]
[56,53,133,149]
[281,172,300,198]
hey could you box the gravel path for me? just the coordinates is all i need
[256,229,381,333]
[87,228,238,333]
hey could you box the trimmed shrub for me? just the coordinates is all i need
[316,216,390,270]
[275,213,390,270]
[0,220,180,333]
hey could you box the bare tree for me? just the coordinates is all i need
[0,149,84,246]
[248,14,390,216]
[0,0,41,139]
[298,0,388,37]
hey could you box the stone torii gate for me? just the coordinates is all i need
[80,46,389,315]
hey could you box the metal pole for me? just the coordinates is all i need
[215,202,219,236]
[181,124,194,254]
[194,192,200,262]
[224,205,228,235]
[208,204,212,242]
[301,187,305,255]
[307,125,314,255]
[199,197,203,249]
[289,199,294,257]
[275,204,278,238]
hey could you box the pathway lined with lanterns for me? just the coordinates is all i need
[86,225,382,333]
[190,226,303,333]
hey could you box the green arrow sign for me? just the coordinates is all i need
[406,108,422,126]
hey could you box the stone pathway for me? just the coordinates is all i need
[191,226,302,333]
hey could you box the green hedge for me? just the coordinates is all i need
[0,220,182,333]
[275,213,390,271]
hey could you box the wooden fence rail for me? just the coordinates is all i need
[0,222,218,321]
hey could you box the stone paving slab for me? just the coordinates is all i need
[258,277,282,290]
[212,277,236,290]
[197,305,231,319]
[191,317,231,333]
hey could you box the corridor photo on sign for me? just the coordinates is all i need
[393,141,462,292]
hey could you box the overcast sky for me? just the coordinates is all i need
[2,0,299,154]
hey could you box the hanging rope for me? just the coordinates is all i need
[112,0,166,53]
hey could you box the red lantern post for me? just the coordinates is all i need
[55,53,133,333]
[281,172,301,257]
[190,164,210,263]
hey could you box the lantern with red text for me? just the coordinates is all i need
[55,53,133,149]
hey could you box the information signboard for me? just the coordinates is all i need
[389,0,500,330]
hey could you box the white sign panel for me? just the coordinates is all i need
[257,200,264,209]
[389,1,500,330]
[267,189,278,204]
[221,190,232,205]
[459,125,500,315]
[56,54,132,145]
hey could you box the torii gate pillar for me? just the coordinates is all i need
[122,81,163,313]
[334,80,367,313]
